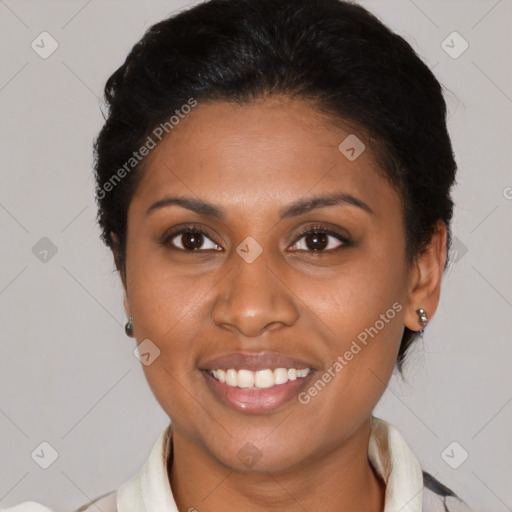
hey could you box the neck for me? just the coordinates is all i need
[168,419,386,512]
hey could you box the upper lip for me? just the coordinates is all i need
[200,351,316,372]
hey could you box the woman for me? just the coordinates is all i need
[5,0,474,510]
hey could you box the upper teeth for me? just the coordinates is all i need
[209,368,311,389]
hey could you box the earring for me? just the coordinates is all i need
[416,308,428,331]
[125,317,133,337]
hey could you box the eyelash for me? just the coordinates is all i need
[160,223,351,253]
[293,224,352,252]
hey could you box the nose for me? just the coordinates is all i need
[211,252,300,338]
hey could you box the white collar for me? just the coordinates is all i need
[117,415,424,511]
[368,416,423,511]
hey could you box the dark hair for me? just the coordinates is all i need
[93,0,457,375]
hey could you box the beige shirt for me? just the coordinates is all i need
[1,416,474,512]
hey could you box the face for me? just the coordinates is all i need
[121,96,417,472]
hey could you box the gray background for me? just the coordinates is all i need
[0,0,511,511]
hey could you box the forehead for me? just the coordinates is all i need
[130,97,399,220]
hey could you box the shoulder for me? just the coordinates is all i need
[0,492,118,512]
[0,502,54,512]
[422,470,474,512]
[75,490,117,511]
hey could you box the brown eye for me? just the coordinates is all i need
[303,232,329,251]
[289,226,350,253]
[178,231,206,250]
[163,226,222,252]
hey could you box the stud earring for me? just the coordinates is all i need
[416,308,428,331]
[125,317,133,337]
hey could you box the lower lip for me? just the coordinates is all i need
[201,370,315,414]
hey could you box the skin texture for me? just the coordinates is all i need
[113,96,447,511]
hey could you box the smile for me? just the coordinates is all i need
[206,367,312,389]
[202,367,316,413]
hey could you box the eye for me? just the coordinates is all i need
[161,224,222,252]
[289,224,351,253]
[160,223,351,253]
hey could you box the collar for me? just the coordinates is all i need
[117,415,424,511]
[368,416,424,511]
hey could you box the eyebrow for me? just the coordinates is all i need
[146,192,374,219]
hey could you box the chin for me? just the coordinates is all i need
[207,438,310,475]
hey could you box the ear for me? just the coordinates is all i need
[109,231,128,292]
[109,231,122,272]
[404,220,448,332]
[123,296,131,319]
[110,231,131,318]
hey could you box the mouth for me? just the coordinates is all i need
[205,367,312,389]
[201,368,315,413]
[199,351,317,414]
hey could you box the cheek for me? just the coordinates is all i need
[297,280,404,436]
[128,249,211,340]
[303,251,406,344]
[298,242,406,395]
[126,258,207,400]
[133,294,205,424]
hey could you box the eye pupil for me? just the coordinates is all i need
[305,232,328,251]
[182,231,204,250]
